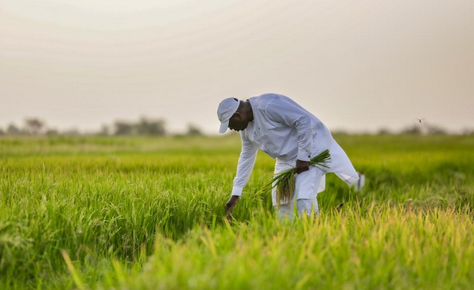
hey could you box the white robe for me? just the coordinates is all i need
[231,93,359,204]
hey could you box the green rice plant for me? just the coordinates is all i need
[1,135,474,289]
[264,149,331,204]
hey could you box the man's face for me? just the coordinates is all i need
[228,112,249,132]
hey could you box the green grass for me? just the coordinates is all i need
[1,134,473,289]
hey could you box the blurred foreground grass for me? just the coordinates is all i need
[1,134,473,289]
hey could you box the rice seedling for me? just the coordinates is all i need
[263,149,331,204]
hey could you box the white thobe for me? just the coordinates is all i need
[231,93,359,206]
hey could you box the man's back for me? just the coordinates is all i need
[243,93,333,161]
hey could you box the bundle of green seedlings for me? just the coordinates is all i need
[264,149,331,204]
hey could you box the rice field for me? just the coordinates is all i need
[1,134,473,289]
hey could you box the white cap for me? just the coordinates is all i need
[217,98,240,133]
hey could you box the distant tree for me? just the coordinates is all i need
[187,124,202,136]
[45,129,59,136]
[63,128,80,136]
[377,128,392,135]
[400,125,422,135]
[0,128,4,135]
[462,128,474,136]
[114,121,134,135]
[6,124,21,135]
[332,129,349,135]
[426,125,447,135]
[136,117,166,135]
[99,124,110,136]
[24,118,45,134]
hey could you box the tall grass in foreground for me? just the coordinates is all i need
[99,205,474,290]
[0,135,473,289]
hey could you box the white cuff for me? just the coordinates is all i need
[297,150,311,162]
[231,186,243,197]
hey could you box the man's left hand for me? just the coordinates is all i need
[295,160,310,174]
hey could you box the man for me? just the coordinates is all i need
[218,93,359,219]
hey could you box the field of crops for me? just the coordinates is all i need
[1,134,473,289]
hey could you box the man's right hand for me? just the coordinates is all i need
[225,195,240,220]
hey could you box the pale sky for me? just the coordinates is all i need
[1,0,473,134]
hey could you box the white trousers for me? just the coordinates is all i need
[274,198,319,219]
[272,159,326,219]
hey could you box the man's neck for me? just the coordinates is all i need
[244,100,254,122]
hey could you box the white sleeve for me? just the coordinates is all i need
[265,98,313,162]
[231,132,258,197]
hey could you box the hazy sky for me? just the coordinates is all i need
[1,0,473,134]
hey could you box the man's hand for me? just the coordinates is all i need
[225,195,240,220]
[295,159,311,174]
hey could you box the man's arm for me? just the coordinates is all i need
[232,133,258,196]
[226,133,258,218]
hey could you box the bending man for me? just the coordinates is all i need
[217,93,359,219]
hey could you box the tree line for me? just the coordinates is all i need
[0,117,473,136]
[0,117,203,136]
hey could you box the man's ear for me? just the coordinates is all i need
[232,111,242,121]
